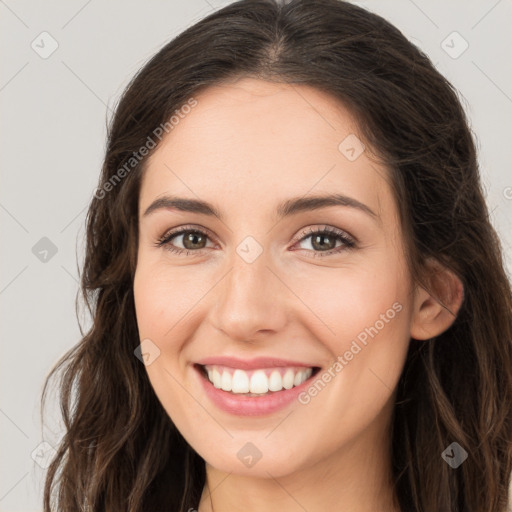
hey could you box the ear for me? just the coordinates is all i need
[410,258,464,340]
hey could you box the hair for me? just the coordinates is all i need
[41,0,512,510]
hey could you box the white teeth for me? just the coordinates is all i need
[221,370,232,391]
[268,370,282,392]
[282,369,295,389]
[212,368,222,389]
[231,369,250,393]
[249,370,269,394]
[203,365,313,394]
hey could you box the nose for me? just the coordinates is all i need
[209,248,290,342]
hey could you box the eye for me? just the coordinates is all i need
[292,225,356,258]
[155,224,356,257]
[155,225,215,256]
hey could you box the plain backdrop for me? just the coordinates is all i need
[1,0,511,510]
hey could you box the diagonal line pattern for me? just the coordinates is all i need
[0,62,29,92]
[0,472,29,502]
[0,266,28,295]
[61,61,114,113]
[0,0,29,28]
[405,0,439,29]
[471,0,502,30]
[61,0,94,29]
[265,471,310,511]
[287,81,337,131]
[199,471,233,510]
[368,367,392,391]
[0,202,29,233]
[61,265,80,284]
[472,61,512,104]
[60,204,88,233]
[0,408,30,438]
[264,410,294,438]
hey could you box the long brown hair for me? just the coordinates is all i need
[41,0,512,510]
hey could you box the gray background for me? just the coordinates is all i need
[1,0,511,510]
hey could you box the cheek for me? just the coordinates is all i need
[290,252,412,412]
[133,261,202,339]
[133,273,166,340]
[133,263,197,418]
[292,254,409,348]
[133,259,216,403]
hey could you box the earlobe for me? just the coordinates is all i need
[410,259,464,341]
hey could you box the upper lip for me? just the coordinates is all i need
[194,356,320,371]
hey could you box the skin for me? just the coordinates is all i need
[133,77,463,512]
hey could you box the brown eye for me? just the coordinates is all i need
[156,227,214,255]
[294,226,356,258]
[309,232,338,251]
[180,231,208,250]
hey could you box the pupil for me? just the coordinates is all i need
[184,232,205,249]
[312,234,334,251]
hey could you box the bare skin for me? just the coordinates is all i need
[133,77,463,512]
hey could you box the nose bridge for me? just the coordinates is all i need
[211,244,288,340]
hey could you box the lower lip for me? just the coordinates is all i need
[194,364,318,416]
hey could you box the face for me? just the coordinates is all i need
[133,77,417,478]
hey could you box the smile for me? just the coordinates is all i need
[193,362,322,416]
[200,364,318,395]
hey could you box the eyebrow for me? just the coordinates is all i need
[143,193,377,221]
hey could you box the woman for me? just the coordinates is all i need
[41,0,512,510]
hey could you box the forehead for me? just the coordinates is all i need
[140,77,391,221]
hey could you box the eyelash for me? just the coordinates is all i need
[155,224,356,258]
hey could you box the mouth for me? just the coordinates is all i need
[194,363,322,397]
